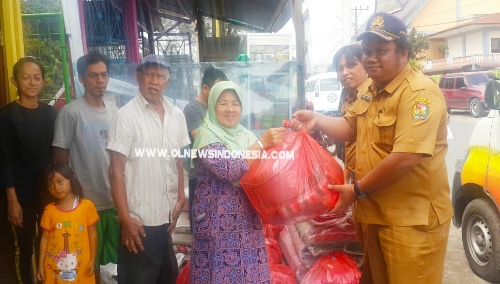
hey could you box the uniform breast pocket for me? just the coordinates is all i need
[373,114,397,145]
[353,100,370,116]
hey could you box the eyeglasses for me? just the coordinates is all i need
[143,72,168,82]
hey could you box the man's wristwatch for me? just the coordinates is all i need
[353,181,368,199]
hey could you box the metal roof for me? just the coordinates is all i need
[428,13,500,39]
[148,0,292,32]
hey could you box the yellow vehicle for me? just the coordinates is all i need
[452,78,500,282]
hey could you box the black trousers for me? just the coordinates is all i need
[118,223,178,284]
[0,197,38,284]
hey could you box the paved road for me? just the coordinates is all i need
[442,110,488,284]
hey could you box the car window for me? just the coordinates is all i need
[306,81,315,92]
[444,78,454,89]
[467,73,491,87]
[439,78,445,88]
[455,77,466,89]
[319,78,340,92]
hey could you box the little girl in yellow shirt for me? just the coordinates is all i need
[37,162,99,284]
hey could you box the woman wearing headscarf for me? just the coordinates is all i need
[190,81,285,283]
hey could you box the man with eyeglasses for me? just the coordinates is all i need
[53,51,119,281]
[107,54,190,283]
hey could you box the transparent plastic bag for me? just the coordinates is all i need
[300,252,361,284]
[279,226,309,282]
[240,130,343,225]
[296,211,357,245]
[287,225,318,268]
[309,207,353,226]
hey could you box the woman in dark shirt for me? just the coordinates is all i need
[0,57,58,284]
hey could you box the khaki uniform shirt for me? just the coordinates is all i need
[342,90,357,175]
[344,65,453,226]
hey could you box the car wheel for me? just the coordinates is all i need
[469,98,486,118]
[462,198,500,282]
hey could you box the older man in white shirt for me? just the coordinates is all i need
[107,54,190,283]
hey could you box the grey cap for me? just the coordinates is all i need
[137,54,171,72]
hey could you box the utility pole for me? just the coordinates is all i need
[352,6,370,40]
[290,0,306,109]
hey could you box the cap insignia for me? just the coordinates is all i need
[370,16,384,30]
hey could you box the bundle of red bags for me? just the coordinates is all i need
[240,129,343,225]
[270,264,296,284]
[176,261,190,284]
[300,251,361,284]
[297,212,357,245]
[266,238,283,264]
[263,223,284,240]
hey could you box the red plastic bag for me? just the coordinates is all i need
[240,130,343,225]
[176,261,190,284]
[263,223,284,240]
[270,264,296,284]
[300,251,361,284]
[266,238,283,264]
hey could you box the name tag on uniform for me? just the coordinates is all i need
[360,94,372,102]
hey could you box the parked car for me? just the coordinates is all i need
[438,71,496,117]
[305,72,342,113]
[451,78,500,282]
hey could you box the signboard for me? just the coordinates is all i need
[203,37,241,62]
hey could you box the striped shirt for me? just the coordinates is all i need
[107,93,190,226]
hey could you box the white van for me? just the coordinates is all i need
[451,78,500,282]
[305,72,342,112]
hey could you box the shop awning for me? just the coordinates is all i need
[149,0,292,32]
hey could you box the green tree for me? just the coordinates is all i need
[408,28,429,61]
[21,0,62,14]
[21,0,63,102]
[432,42,449,57]
[409,58,424,70]
[23,22,63,102]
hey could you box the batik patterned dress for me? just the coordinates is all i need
[190,142,271,284]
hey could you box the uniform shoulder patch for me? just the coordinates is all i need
[412,98,430,120]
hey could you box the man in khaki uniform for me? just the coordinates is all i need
[292,12,452,284]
